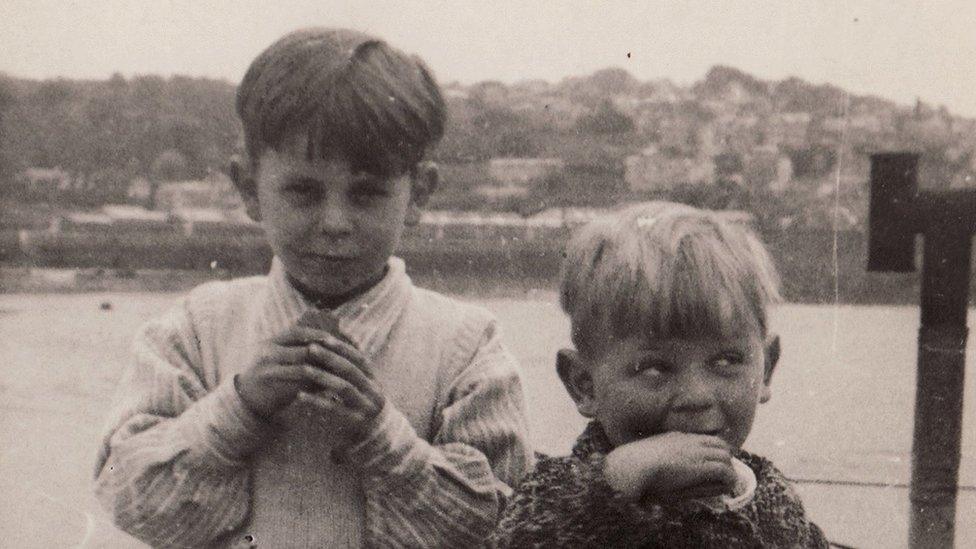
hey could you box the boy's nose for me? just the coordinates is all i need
[317,197,354,235]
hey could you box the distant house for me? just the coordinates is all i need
[713,152,745,184]
[765,112,811,150]
[51,204,177,234]
[154,174,242,211]
[625,146,714,192]
[653,118,699,156]
[539,96,587,130]
[18,167,72,194]
[51,211,114,234]
[171,207,263,238]
[820,114,890,148]
[787,147,836,179]
[711,114,762,154]
[101,204,179,233]
[126,177,152,203]
[743,146,793,192]
[488,158,564,186]
[529,207,611,227]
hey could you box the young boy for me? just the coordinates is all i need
[491,202,828,548]
[94,28,532,548]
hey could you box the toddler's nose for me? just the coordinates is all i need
[670,369,717,412]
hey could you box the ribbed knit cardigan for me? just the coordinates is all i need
[94,257,533,548]
[491,421,828,548]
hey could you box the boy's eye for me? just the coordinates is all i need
[283,180,322,200]
[632,357,669,377]
[350,177,391,204]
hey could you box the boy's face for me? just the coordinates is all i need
[236,136,432,298]
[559,330,778,450]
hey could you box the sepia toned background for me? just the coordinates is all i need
[2,2,976,547]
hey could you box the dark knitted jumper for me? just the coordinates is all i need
[491,422,829,548]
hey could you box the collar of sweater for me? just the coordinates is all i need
[259,255,413,360]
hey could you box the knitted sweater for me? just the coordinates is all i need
[94,257,533,548]
[491,422,828,549]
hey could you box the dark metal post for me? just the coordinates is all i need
[868,153,972,548]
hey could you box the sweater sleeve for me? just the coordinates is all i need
[490,455,646,549]
[344,316,534,548]
[93,297,271,548]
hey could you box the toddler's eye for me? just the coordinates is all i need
[711,352,745,371]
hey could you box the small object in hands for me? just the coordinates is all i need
[296,310,357,347]
[700,457,756,512]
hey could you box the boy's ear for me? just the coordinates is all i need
[229,156,261,222]
[556,348,598,418]
[760,334,781,403]
[405,161,438,226]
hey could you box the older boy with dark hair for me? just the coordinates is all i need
[95,28,532,548]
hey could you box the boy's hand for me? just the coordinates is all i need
[235,326,334,419]
[603,432,736,504]
[297,332,386,450]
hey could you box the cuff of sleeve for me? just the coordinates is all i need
[178,378,271,466]
[344,403,430,483]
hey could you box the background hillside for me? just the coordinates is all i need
[2,66,974,228]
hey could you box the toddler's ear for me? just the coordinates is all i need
[556,349,598,418]
[405,162,438,226]
[229,156,261,222]
[761,334,781,403]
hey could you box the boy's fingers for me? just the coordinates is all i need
[308,343,378,394]
[256,364,313,385]
[297,391,360,420]
[273,326,341,346]
[274,327,370,373]
[257,345,310,366]
[307,332,370,374]
[301,365,376,410]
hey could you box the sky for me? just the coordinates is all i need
[2,1,975,116]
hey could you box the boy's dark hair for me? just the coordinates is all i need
[236,28,445,176]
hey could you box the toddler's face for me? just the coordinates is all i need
[248,136,418,298]
[587,330,773,450]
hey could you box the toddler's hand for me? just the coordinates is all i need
[603,432,736,504]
